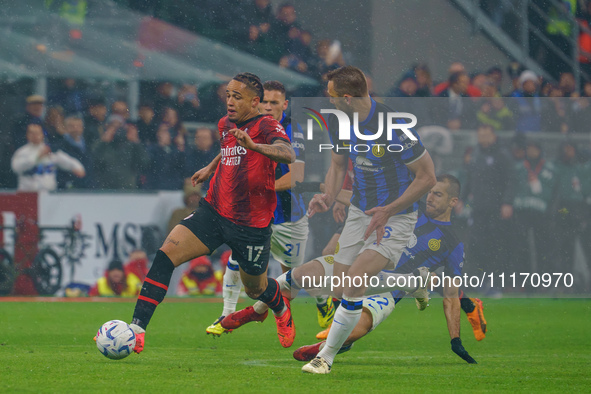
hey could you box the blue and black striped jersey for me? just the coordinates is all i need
[387,212,464,303]
[273,113,306,225]
[328,100,426,213]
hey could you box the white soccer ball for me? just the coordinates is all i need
[96,320,136,360]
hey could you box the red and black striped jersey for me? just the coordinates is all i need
[205,114,289,228]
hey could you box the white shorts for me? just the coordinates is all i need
[363,293,396,331]
[334,205,418,266]
[271,216,309,269]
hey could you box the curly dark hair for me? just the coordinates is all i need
[232,72,264,101]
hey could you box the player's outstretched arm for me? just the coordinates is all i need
[252,139,295,164]
[191,153,222,186]
[230,127,295,164]
[443,281,477,364]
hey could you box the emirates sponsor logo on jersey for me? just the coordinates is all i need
[221,145,248,166]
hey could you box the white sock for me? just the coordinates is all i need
[253,301,268,315]
[366,271,421,293]
[222,263,242,317]
[276,271,292,293]
[316,296,362,366]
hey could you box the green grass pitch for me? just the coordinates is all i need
[0,297,589,393]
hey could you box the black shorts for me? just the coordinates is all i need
[180,200,272,275]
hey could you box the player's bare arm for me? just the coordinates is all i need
[364,151,436,243]
[335,189,353,206]
[308,151,348,217]
[191,153,222,186]
[230,128,295,164]
[275,161,304,192]
[443,278,477,363]
[442,280,461,339]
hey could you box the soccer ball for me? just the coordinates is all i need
[96,320,136,360]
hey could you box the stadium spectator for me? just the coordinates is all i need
[510,70,542,132]
[176,256,223,296]
[510,133,527,162]
[387,69,433,124]
[554,142,587,282]
[311,39,346,80]
[570,83,591,132]
[460,124,513,284]
[542,85,570,133]
[486,66,504,91]
[49,78,86,115]
[584,80,591,97]
[11,123,85,192]
[0,123,15,188]
[558,72,578,96]
[83,97,107,146]
[44,106,68,146]
[246,0,274,40]
[244,0,277,60]
[56,115,93,189]
[177,84,202,121]
[161,107,187,150]
[387,70,418,97]
[185,127,220,189]
[471,72,489,93]
[137,102,157,145]
[89,259,142,297]
[480,77,501,98]
[505,62,526,96]
[91,120,150,190]
[153,82,177,121]
[436,71,476,130]
[433,62,482,97]
[508,140,557,275]
[145,123,186,190]
[109,101,130,124]
[414,63,433,97]
[450,147,474,235]
[124,249,150,282]
[11,95,46,149]
[197,83,228,123]
[538,0,577,78]
[167,181,202,234]
[580,156,591,281]
[279,35,308,74]
[279,27,314,74]
[270,3,301,62]
[476,95,514,131]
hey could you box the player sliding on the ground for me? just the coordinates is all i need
[228,176,479,369]
[206,81,333,336]
[303,177,487,344]
[120,72,297,353]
